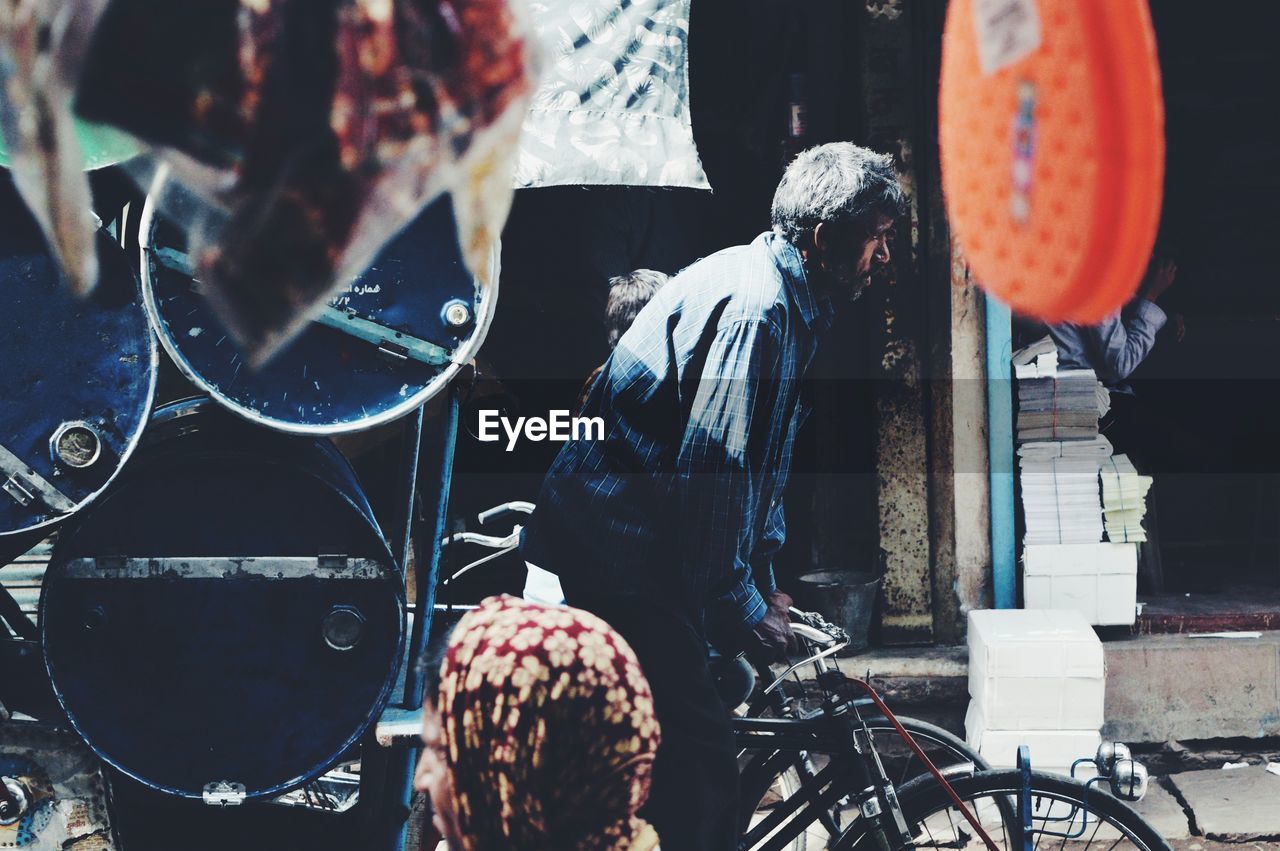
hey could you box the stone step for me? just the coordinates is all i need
[834,630,1280,747]
[1103,631,1280,743]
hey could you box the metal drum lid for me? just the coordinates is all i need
[40,399,405,800]
[140,168,498,434]
[0,196,158,541]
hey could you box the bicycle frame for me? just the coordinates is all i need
[737,691,918,851]
[738,619,1000,851]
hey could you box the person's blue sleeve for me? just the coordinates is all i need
[1090,299,1168,382]
[676,318,780,629]
[748,498,785,597]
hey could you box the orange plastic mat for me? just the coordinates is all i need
[939,0,1164,322]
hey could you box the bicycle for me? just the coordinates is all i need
[433,504,978,846]
[428,503,1169,851]
[435,503,984,792]
[734,607,1164,851]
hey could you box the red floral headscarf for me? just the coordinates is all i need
[437,595,661,851]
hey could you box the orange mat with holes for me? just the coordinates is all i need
[939,0,1164,323]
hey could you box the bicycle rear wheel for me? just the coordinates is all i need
[740,716,986,851]
[850,769,1172,851]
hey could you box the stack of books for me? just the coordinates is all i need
[1100,453,1153,543]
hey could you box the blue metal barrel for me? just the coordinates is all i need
[39,398,405,801]
[139,167,498,435]
[0,183,157,549]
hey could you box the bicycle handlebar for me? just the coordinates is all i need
[442,530,521,550]
[747,608,852,697]
[790,622,837,647]
[476,501,535,526]
[788,607,849,646]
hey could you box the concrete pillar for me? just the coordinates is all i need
[949,252,994,619]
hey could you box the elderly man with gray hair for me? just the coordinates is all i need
[522,142,906,851]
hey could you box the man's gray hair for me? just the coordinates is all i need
[771,143,907,247]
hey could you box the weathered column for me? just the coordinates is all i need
[858,0,935,645]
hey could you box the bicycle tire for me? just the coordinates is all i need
[842,769,1172,851]
[742,760,811,851]
[739,715,987,850]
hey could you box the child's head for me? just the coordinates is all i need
[605,269,668,349]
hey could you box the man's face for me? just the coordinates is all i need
[414,703,464,849]
[812,212,897,302]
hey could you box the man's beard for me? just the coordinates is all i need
[831,260,873,303]
[805,256,873,304]
[847,273,873,302]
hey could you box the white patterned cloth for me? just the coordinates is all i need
[515,0,710,189]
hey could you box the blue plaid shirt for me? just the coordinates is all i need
[522,231,833,631]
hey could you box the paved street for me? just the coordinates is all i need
[1153,765,1280,845]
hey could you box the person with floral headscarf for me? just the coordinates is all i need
[414,595,662,851]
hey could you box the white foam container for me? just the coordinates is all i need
[1023,543,1138,626]
[965,701,1100,777]
[967,609,1105,730]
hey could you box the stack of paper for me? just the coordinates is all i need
[1016,370,1109,442]
[1100,454,1152,543]
[1018,437,1112,545]
[1013,336,1059,379]
[1015,351,1058,378]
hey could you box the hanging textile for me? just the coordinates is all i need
[515,0,709,190]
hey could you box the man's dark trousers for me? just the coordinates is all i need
[565,584,739,851]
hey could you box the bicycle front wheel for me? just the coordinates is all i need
[864,769,1172,851]
[740,716,987,851]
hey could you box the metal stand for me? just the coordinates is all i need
[365,384,461,851]
[0,585,36,640]
[389,405,427,575]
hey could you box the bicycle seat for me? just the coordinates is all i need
[707,648,756,709]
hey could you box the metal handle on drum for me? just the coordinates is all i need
[0,441,75,512]
[314,307,452,366]
[147,240,454,369]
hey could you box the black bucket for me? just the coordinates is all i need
[795,570,880,653]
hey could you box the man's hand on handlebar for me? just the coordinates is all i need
[751,590,797,662]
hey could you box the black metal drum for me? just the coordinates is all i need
[139,167,498,435]
[39,399,405,801]
[0,190,157,554]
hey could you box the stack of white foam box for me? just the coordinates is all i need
[965,609,1104,777]
[1022,542,1138,626]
